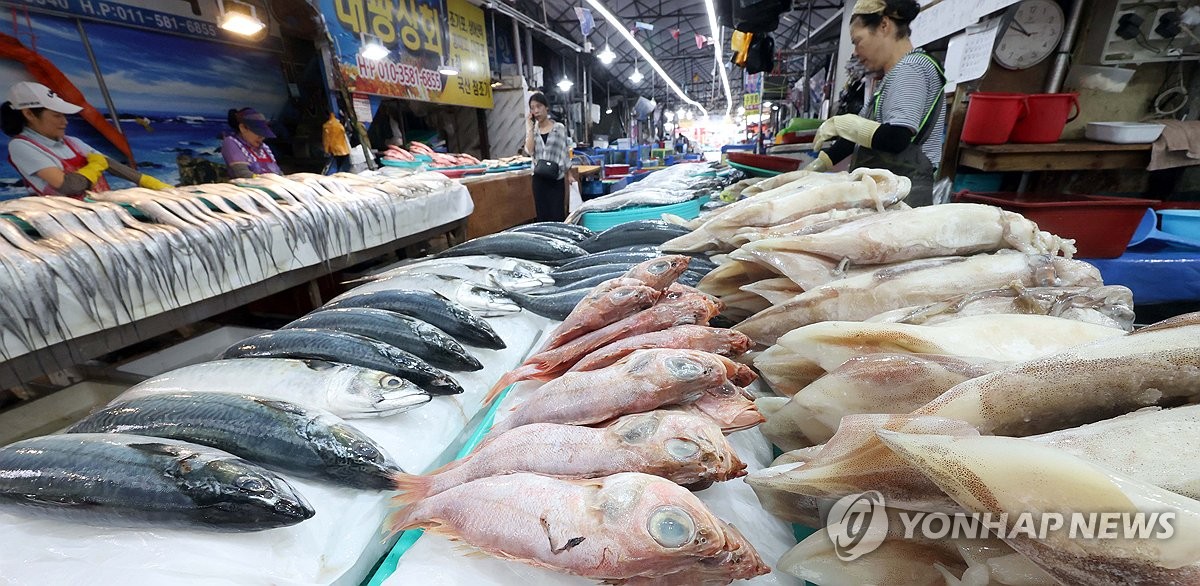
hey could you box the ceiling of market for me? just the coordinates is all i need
[497,0,846,111]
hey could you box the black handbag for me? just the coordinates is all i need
[533,158,560,179]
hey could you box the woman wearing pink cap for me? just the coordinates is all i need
[221,107,282,178]
[1,81,172,198]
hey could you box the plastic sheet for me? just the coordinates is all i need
[1085,251,1200,305]
[0,310,552,585]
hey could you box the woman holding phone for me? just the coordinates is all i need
[524,92,571,222]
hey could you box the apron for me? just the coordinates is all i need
[9,135,108,198]
[851,51,945,208]
[229,134,278,174]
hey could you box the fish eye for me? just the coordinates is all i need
[383,377,404,388]
[617,416,660,443]
[666,439,700,460]
[235,476,266,492]
[648,506,696,548]
[351,441,379,459]
[648,261,671,275]
[664,357,706,381]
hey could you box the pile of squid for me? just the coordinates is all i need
[665,167,1200,585]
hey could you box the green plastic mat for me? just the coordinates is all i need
[364,385,514,586]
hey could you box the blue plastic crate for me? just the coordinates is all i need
[721,143,756,153]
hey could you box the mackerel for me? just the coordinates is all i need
[68,393,404,489]
[322,289,505,349]
[577,220,693,253]
[285,308,482,371]
[503,221,594,242]
[119,358,431,418]
[0,433,313,530]
[433,231,587,263]
[221,328,463,395]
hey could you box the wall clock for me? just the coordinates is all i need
[993,0,1065,70]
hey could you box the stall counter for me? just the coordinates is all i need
[459,170,536,239]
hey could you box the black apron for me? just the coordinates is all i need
[851,51,945,208]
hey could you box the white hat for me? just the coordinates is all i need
[7,82,82,114]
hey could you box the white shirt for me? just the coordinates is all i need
[8,128,97,194]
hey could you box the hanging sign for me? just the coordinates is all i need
[320,0,493,109]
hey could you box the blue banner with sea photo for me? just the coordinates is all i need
[0,8,287,198]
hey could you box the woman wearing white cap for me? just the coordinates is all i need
[807,0,945,207]
[1,81,172,198]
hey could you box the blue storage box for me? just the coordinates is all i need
[952,172,1003,193]
[581,196,709,231]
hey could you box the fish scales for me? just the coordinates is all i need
[67,393,403,489]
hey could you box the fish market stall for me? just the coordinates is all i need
[5,158,1197,585]
[0,171,473,388]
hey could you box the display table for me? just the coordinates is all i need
[0,182,474,388]
[459,170,536,239]
[958,140,1152,172]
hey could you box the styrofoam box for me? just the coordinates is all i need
[0,381,129,445]
[115,326,268,378]
[1085,121,1165,144]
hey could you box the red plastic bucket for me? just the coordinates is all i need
[961,93,1027,145]
[1010,93,1079,143]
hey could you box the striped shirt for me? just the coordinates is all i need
[532,121,571,180]
[861,50,946,167]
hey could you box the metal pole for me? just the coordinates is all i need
[756,78,764,154]
[525,28,535,89]
[76,21,126,152]
[513,19,525,89]
[583,62,591,144]
[1045,0,1085,93]
[801,0,814,115]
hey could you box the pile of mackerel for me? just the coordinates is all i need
[0,171,458,362]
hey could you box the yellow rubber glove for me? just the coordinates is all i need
[813,114,882,148]
[138,175,172,190]
[805,151,833,172]
[75,153,109,184]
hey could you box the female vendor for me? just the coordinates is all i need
[2,81,172,197]
[808,0,946,207]
[222,107,282,178]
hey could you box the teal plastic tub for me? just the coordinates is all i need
[380,159,425,169]
[581,196,709,231]
[1160,209,1200,240]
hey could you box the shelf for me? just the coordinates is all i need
[959,140,1152,172]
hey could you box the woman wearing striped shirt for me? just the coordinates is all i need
[809,0,945,207]
[525,92,572,222]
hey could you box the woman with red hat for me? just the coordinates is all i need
[2,81,172,198]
